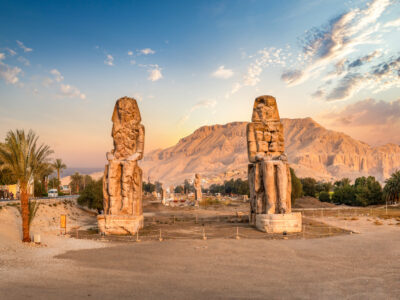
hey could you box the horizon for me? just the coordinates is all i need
[1,0,399,168]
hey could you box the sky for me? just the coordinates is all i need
[0,0,399,168]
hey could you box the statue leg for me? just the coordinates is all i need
[132,165,142,216]
[103,164,109,214]
[286,163,292,212]
[262,160,276,214]
[121,161,135,214]
[276,161,288,214]
[108,161,121,215]
[255,163,264,214]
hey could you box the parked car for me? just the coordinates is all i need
[48,189,58,198]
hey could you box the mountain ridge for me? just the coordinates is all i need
[140,118,400,185]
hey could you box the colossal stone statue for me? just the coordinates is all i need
[97,97,145,235]
[194,173,202,206]
[247,95,301,233]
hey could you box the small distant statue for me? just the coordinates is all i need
[194,173,202,206]
[98,97,145,235]
[247,95,292,222]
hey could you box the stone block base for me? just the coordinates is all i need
[97,214,144,235]
[255,212,302,233]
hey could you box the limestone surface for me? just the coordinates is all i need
[98,97,145,235]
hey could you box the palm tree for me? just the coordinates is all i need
[52,158,66,191]
[70,172,82,194]
[383,170,400,204]
[37,163,54,193]
[0,129,53,242]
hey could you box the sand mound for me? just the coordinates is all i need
[294,196,337,208]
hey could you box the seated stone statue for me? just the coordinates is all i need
[247,95,292,223]
[98,97,145,235]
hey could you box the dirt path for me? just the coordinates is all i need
[1,227,399,299]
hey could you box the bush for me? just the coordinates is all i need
[77,179,103,213]
[319,191,330,202]
[300,177,317,197]
[290,168,303,205]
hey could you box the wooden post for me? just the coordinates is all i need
[159,229,163,242]
[202,227,207,240]
[136,229,141,242]
[236,226,240,240]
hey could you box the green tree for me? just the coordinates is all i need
[319,191,330,202]
[300,177,317,197]
[0,129,53,242]
[290,168,303,204]
[174,185,184,194]
[52,158,66,191]
[383,170,400,204]
[78,178,103,213]
[332,179,355,205]
[142,181,155,193]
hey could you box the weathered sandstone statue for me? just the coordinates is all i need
[194,173,202,206]
[247,95,301,233]
[97,97,145,235]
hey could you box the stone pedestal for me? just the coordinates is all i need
[255,212,302,233]
[97,214,144,235]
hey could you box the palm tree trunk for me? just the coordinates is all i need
[57,169,60,192]
[20,182,31,242]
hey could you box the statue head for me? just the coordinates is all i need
[251,95,280,123]
[195,173,201,179]
[112,97,141,125]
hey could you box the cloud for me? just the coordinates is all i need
[0,53,5,60]
[325,98,400,126]
[282,0,391,86]
[104,54,114,66]
[50,69,64,82]
[16,40,33,52]
[180,99,217,123]
[147,65,163,81]
[17,56,30,66]
[140,48,155,55]
[326,73,364,101]
[212,66,234,79]
[321,98,400,145]
[0,62,22,85]
[372,55,400,78]
[348,50,381,68]
[60,84,86,100]
[384,17,400,28]
[127,51,133,56]
[281,70,303,85]
[130,60,136,65]
[228,47,288,96]
[6,48,16,56]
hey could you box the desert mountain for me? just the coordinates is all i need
[140,118,400,185]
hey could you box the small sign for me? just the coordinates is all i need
[60,214,66,234]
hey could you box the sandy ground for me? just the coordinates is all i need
[0,201,399,299]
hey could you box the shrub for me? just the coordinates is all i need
[77,179,103,213]
[319,191,330,202]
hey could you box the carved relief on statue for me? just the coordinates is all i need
[247,95,292,219]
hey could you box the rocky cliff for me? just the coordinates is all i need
[140,118,400,185]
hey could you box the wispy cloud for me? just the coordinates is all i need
[17,56,30,66]
[180,99,217,124]
[16,40,33,52]
[127,50,133,56]
[50,69,64,82]
[139,48,155,55]
[281,0,391,87]
[384,17,400,28]
[0,53,5,60]
[104,54,114,66]
[212,66,234,79]
[147,64,163,81]
[0,62,22,85]
[60,84,86,100]
[227,47,289,97]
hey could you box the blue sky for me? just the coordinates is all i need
[0,0,399,167]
